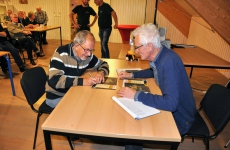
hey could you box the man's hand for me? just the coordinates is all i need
[117,87,136,99]
[94,71,105,83]
[113,23,118,29]
[87,23,93,27]
[23,30,32,35]
[83,76,97,86]
[118,71,132,79]
[74,23,81,29]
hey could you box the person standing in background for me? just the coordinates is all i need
[35,6,48,44]
[69,0,98,33]
[3,10,12,22]
[94,0,118,58]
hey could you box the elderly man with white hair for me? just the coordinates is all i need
[117,23,196,150]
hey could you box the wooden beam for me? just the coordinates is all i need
[185,0,230,45]
[158,0,191,37]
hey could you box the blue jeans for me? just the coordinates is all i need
[99,27,112,58]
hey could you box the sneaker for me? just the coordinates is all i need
[30,59,36,65]
[19,65,28,72]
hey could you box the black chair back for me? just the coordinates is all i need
[201,84,230,135]
[20,67,47,112]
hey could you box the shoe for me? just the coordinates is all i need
[19,65,28,72]
[30,59,36,65]
[36,52,45,57]
[43,41,48,45]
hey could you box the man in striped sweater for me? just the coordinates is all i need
[45,30,109,108]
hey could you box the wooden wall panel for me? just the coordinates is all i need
[185,0,230,45]
[145,0,156,23]
[188,16,230,78]
[110,0,146,43]
[158,0,191,38]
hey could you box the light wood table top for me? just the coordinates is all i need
[24,26,61,32]
[172,46,230,69]
[42,59,181,149]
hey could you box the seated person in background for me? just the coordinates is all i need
[7,13,44,65]
[45,30,109,108]
[3,10,12,22]
[0,24,27,72]
[117,23,196,150]
[24,11,39,42]
[0,56,8,73]
[24,11,39,28]
[17,10,26,26]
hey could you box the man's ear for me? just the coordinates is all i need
[147,43,154,51]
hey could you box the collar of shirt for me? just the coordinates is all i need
[70,42,82,63]
[150,46,163,68]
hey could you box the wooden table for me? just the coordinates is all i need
[25,26,62,55]
[172,46,230,77]
[118,44,230,78]
[0,51,15,96]
[42,59,181,150]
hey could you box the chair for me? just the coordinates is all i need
[224,79,230,148]
[20,67,73,150]
[5,28,38,64]
[182,84,230,150]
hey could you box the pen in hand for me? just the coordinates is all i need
[89,73,93,77]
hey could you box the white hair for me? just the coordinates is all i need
[132,23,161,48]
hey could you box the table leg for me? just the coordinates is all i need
[43,130,52,150]
[60,27,62,46]
[3,55,15,96]
[38,32,44,55]
[170,142,179,150]
[189,67,193,78]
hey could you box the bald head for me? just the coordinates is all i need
[36,6,42,13]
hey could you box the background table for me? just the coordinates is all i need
[118,44,230,78]
[172,46,230,77]
[117,25,139,43]
[42,59,181,150]
[25,26,62,55]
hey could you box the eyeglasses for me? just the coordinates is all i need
[77,43,95,54]
[134,44,147,50]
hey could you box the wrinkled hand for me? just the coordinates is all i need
[83,77,97,86]
[117,87,136,99]
[118,71,132,79]
[94,72,105,83]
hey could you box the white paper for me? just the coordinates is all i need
[112,96,160,120]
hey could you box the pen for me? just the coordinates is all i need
[89,73,92,77]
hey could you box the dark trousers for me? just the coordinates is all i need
[41,31,47,42]
[0,41,24,68]
[99,27,112,58]
[18,37,38,59]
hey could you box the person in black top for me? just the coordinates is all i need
[94,0,118,58]
[24,11,39,42]
[0,24,27,72]
[69,0,98,33]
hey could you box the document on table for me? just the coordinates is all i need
[112,96,160,120]
[92,77,117,90]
